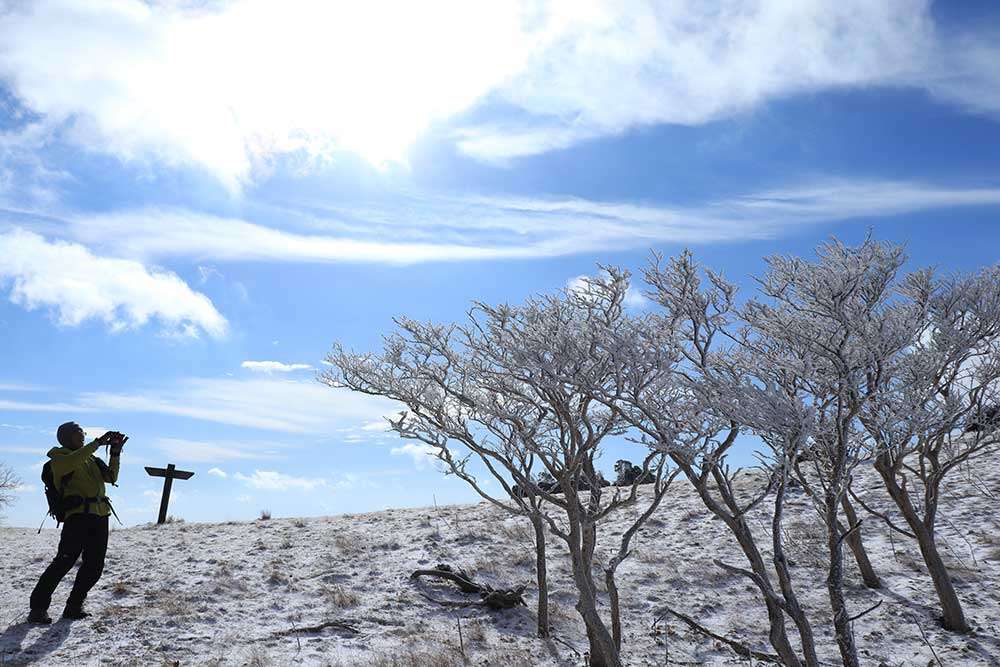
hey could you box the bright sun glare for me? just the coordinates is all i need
[147,1,539,174]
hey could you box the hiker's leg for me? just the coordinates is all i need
[30,516,86,612]
[66,515,109,610]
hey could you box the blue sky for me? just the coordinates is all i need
[1,0,1000,526]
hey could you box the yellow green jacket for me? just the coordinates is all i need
[47,439,120,518]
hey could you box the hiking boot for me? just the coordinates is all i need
[27,609,52,624]
[62,606,90,620]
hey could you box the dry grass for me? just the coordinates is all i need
[109,580,132,596]
[499,519,534,543]
[782,517,827,569]
[368,638,461,667]
[243,644,271,667]
[322,584,361,608]
[267,567,289,585]
[463,618,488,643]
[510,548,536,568]
[333,532,363,554]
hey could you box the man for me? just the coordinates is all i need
[28,422,127,624]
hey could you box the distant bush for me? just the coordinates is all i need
[0,463,20,520]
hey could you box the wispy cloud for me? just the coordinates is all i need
[0,228,227,337]
[207,467,228,478]
[76,376,399,434]
[16,180,1000,265]
[455,1,941,160]
[0,445,49,455]
[233,469,326,492]
[1,1,996,177]
[153,437,282,464]
[0,383,43,392]
[0,399,90,413]
[241,361,314,374]
[390,442,439,470]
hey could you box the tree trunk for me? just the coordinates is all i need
[605,568,622,651]
[874,463,971,633]
[771,475,818,666]
[565,503,621,667]
[824,491,860,667]
[687,466,802,667]
[531,513,550,638]
[914,524,971,632]
[577,596,620,667]
[840,495,881,589]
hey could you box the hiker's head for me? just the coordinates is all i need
[56,422,85,450]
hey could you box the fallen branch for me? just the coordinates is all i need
[410,566,481,593]
[547,634,582,657]
[273,619,360,637]
[416,590,478,608]
[848,599,883,623]
[655,605,782,664]
[410,563,527,610]
[909,614,943,667]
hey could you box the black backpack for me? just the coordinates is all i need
[40,456,112,527]
[41,460,74,526]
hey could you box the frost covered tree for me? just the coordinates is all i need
[596,251,819,667]
[855,264,1000,632]
[0,462,19,519]
[323,273,671,667]
[324,319,555,639]
[736,238,924,667]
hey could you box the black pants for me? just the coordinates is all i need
[30,514,109,612]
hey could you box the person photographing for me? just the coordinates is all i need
[28,422,128,623]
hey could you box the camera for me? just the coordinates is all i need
[102,431,129,453]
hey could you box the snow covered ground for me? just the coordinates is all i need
[2,464,999,666]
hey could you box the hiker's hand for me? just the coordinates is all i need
[107,432,128,455]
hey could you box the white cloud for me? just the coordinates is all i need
[233,469,325,492]
[76,376,399,434]
[2,1,997,176]
[241,361,313,374]
[0,399,90,413]
[207,467,228,478]
[0,445,47,455]
[0,383,42,392]
[154,437,281,463]
[0,229,227,337]
[0,0,535,187]
[14,180,1000,266]
[456,0,940,160]
[390,442,439,470]
[236,494,252,503]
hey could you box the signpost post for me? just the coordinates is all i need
[144,463,194,524]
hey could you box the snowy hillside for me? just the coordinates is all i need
[2,465,999,666]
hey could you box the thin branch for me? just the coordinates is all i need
[848,599,883,623]
[656,606,783,664]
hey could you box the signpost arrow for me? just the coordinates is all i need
[145,463,195,524]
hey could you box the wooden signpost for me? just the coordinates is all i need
[144,463,194,524]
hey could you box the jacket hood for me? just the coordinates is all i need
[47,446,72,458]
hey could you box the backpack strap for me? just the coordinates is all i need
[92,456,116,485]
[105,496,123,525]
